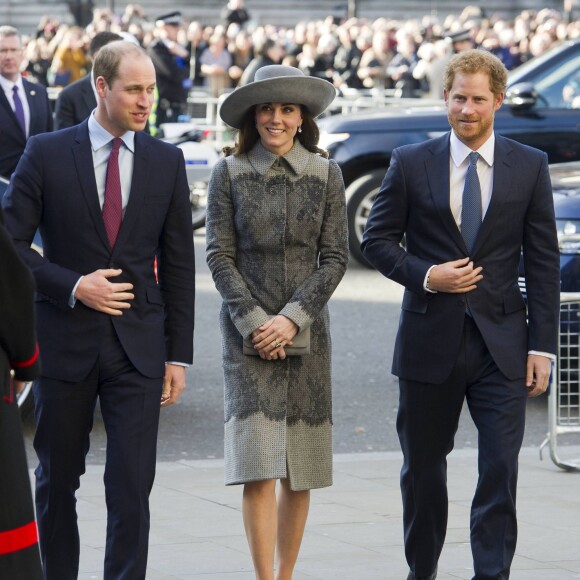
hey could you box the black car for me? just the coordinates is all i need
[516,161,580,297]
[549,161,580,293]
[535,161,580,411]
[318,40,580,265]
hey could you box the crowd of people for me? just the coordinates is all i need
[17,3,580,104]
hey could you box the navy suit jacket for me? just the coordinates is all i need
[362,132,560,384]
[0,77,53,179]
[2,120,196,382]
[54,75,96,130]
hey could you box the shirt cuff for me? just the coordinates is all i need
[166,361,189,367]
[69,276,84,308]
[528,350,556,360]
[423,265,438,293]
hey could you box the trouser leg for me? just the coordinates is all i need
[465,329,526,580]
[98,322,162,580]
[33,372,97,580]
[397,370,466,577]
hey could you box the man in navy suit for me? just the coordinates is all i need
[0,26,53,179]
[54,31,122,130]
[362,50,560,579]
[3,41,195,579]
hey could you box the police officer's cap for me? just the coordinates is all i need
[447,29,473,43]
[156,11,183,27]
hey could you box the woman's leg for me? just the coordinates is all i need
[275,479,310,580]
[243,480,277,580]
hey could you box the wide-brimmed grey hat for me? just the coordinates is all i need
[219,65,337,129]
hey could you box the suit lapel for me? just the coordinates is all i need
[425,134,467,252]
[71,121,111,249]
[472,135,514,254]
[112,132,150,254]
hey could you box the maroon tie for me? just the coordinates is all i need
[102,137,123,248]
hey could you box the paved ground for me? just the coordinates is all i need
[65,446,580,579]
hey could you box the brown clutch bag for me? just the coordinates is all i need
[243,327,310,356]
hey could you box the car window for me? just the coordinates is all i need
[528,52,580,109]
[508,42,573,84]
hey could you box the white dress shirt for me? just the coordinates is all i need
[88,111,135,213]
[449,130,495,229]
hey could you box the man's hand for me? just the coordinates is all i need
[160,364,186,407]
[428,257,483,293]
[75,269,134,315]
[526,354,552,397]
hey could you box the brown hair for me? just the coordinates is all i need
[444,48,507,96]
[223,105,329,158]
[92,40,148,87]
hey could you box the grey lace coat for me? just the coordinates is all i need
[206,141,348,490]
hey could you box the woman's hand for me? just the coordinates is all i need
[251,315,299,360]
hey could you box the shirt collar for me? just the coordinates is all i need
[0,73,24,93]
[88,112,135,153]
[247,140,311,176]
[450,130,495,168]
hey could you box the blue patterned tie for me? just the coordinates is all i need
[12,85,26,137]
[461,152,481,253]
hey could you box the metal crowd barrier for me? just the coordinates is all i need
[181,88,444,152]
[540,292,580,471]
[47,84,441,152]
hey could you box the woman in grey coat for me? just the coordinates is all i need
[206,65,348,579]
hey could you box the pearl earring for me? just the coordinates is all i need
[298,126,302,133]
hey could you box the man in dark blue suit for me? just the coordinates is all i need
[3,41,195,579]
[362,50,560,580]
[0,26,53,179]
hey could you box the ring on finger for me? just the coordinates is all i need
[273,340,283,349]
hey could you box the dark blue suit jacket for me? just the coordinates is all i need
[0,77,53,179]
[53,75,95,130]
[2,121,195,382]
[362,132,560,384]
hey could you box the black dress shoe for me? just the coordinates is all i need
[406,565,437,579]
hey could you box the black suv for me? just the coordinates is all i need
[318,40,580,265]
